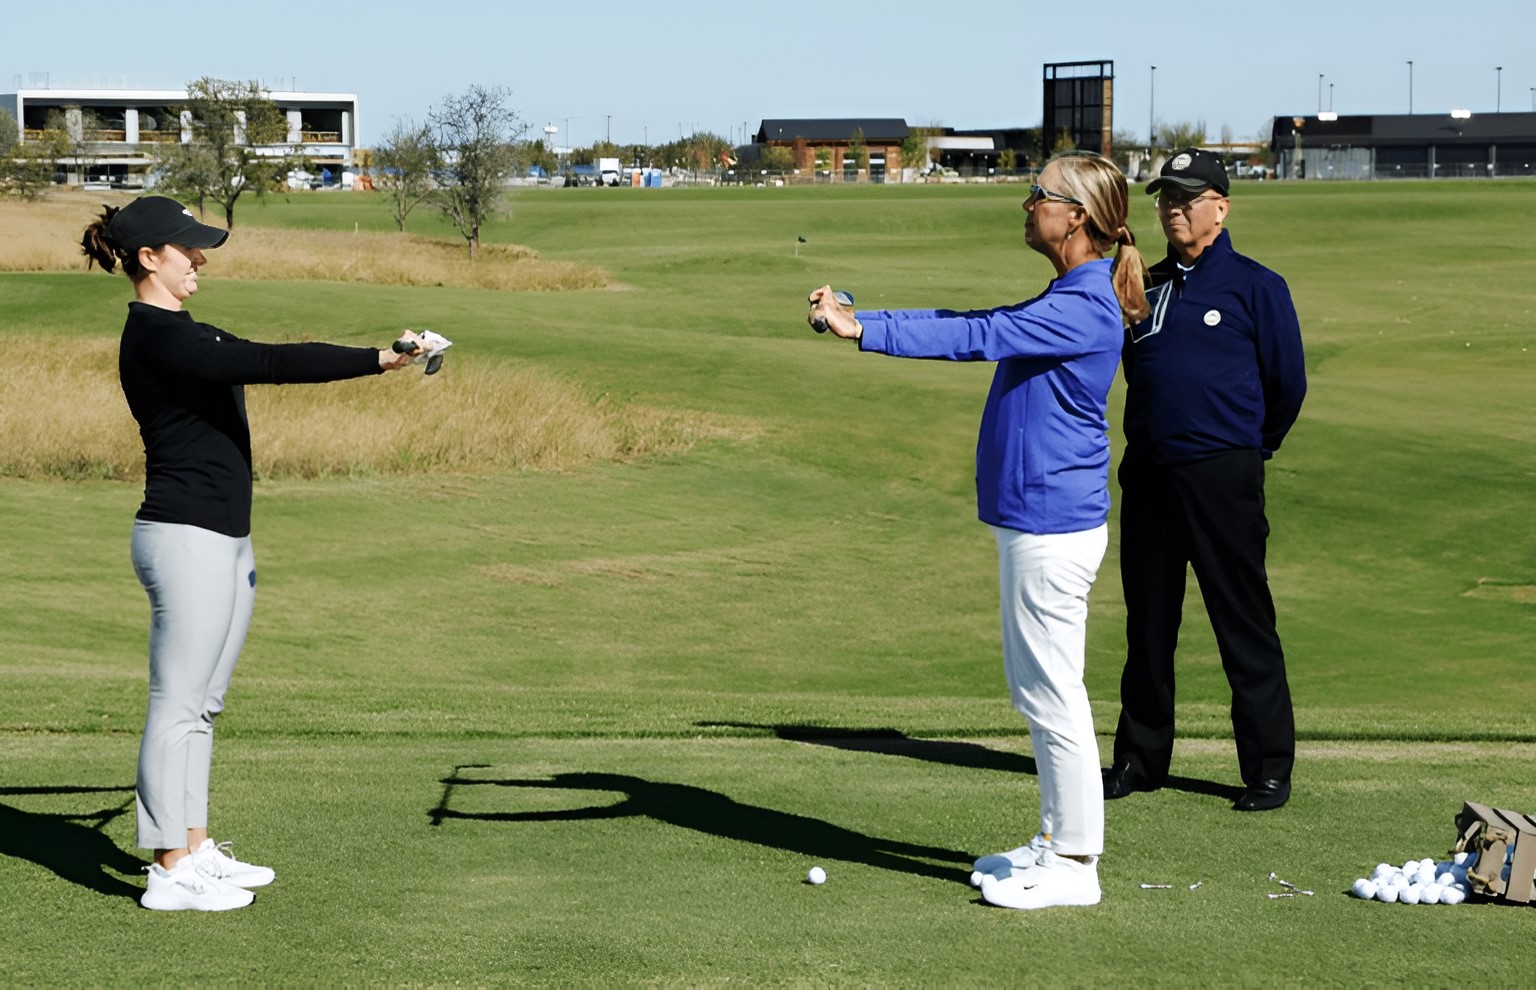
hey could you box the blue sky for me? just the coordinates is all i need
[4,0,1531,147]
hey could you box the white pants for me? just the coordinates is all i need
[994,524,1107,856]
[130,520,256,850]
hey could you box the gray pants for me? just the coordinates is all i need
[130,520,255,850]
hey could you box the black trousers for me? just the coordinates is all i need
[1112,448,1295,785]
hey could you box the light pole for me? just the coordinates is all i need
[1149,65,1156,148]
[1329,82,1334,112]
[1318,73,1324,113]
[1495,67,1502,112]
[606,115,612,143]
[1407,60,1413,114]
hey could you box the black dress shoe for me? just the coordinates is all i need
[1233,779,1290,812]
[1102,762,1161,800]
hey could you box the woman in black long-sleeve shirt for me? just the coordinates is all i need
[82,195,420,911]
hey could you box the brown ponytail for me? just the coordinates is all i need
[81,205,146,280]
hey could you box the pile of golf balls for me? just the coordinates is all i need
[1349,849,1514,905]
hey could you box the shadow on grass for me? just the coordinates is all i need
[0,785,144,900]
[697,721,1039,775]
[695,722,1245,802]
[430,766,970,882]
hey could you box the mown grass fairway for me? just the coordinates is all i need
[2,181,1533,985]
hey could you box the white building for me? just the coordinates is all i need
[1,84,359,188]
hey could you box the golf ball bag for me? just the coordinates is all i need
[1452,800,1536,905]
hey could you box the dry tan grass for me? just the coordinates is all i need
[3,336,735,482]
[0,189,610,291]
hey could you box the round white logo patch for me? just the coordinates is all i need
[1171,153,1193,171]
[1203,309,1222,326]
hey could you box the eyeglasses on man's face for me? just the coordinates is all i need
[1027,184,1083,206]
[1156,191,1223,212]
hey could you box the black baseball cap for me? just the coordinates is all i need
[1146,148,1230,196]
[106,195,230,251]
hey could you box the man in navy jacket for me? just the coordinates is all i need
[1103,149,1306,812]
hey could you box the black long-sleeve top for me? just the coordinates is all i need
[118,301,383,537]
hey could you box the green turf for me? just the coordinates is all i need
[2,180,1533,984]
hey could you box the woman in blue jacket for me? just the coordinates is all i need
[808,151,1147,910]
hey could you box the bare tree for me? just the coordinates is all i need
[429,85,526,260]
[44,104,101,184]
[1158,119,1208,152]
[373,117,440,232]
[163,77,290,228]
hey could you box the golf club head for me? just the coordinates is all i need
[812,289,854,334]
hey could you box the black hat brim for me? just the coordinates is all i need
[1146,175,1226,196]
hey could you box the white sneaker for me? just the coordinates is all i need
[189,838,276,888]
[141,858,255,911]
[970,834,1050,887]
[979,850,1101,910]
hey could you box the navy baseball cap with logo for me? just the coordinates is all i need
[106,195,230,252]
[1146,148,1231,196]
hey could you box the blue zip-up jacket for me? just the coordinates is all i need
[1123,230,1306,465]
[855,258,1124,535]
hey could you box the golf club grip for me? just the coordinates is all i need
[811,289,852,335]
[392,338,421,355]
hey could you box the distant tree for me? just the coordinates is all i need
[153,141,221,218]
[684,132,728,172]
[44,104,101,184]
[1159,119,1208,152]
[372,117,439,232]
[429,84,526,260]
[901,126,944,177]
[813,147,832,175]
[998,148,1017,172]
[0,108,16,158]
[1,110,67,200]
[847,128,869,174]
[517,138,559,176]
[167,78,290,228]
[588,139,623,163]
[759,145,793,176]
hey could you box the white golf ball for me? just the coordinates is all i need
[1453,851,1473,866]
[806,866,826,885]
[1372,863,1395,881]
[1352,878,1377,899]
[1440,886,1466,905]
[1376,885,1399,903]
[1401,860,1419,874]
[1420,883,1443,905]
[1400,885,1422,905]
[1419,858,1436,870]
[1390,872,1411,889]
[1415,865,1438,886]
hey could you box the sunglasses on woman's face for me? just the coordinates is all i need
[1027,184,1083,206]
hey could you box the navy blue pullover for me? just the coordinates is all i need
[1122,230,1306,465]
[119,301,383,538]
